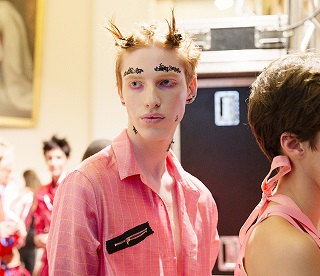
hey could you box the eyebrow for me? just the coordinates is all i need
[154,63,181,73]
[123,67,144,77]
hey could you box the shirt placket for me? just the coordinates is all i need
[177,182,199,275]
[155,193,178,275]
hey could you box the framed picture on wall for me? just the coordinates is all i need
[0,0,44,127]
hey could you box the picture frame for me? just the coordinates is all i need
[0,0,44,127]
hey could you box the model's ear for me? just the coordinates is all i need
[280,132,304,157]
[186,77,197,104]
[118,87,125,106]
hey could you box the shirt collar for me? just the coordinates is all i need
[112,129,141,180]
[112,129,200,195]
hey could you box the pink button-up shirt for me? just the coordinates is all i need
[47,130,219,275]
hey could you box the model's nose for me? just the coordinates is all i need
[144,86,161,108]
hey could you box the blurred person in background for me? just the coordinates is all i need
[82,139,111,161]
[33,135,71,276]
[0,136,30,275]
[15,169,41,275]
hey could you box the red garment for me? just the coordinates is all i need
[34,183,57,235]
[0,264,30,276]
[33,181,58,276]
[0,235,19,257]
[0,187,30,275]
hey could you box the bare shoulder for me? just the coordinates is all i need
[244,215,320,275]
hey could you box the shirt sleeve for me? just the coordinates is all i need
[47,170,101,275]
[210,199,220,268]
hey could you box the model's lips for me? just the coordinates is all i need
[141,113,165,124]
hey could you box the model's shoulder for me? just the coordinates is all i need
[184,171,210,192]
[64,152,117,189]
[245,215,320,275]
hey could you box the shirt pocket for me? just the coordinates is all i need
[106,221,154,254]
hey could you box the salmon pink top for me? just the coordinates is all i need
[235,156,320,276]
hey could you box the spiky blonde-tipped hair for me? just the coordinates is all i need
[105,10,201,88]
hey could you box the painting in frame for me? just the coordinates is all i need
[0,0,44,127]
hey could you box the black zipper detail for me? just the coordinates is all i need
[114,228,148,247]
[106,222,154,254]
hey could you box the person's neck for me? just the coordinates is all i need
[128,131,173,191]
[52,175,60,187]
[277,171,320,228]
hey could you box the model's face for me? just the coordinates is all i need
[45,148,68,178]
[119,46,196,143]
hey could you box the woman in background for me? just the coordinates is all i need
[15,169,41,275]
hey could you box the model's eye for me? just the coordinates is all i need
[158,79,176,88]
[130,81,143,89]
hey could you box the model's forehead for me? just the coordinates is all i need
[121,47,181,71]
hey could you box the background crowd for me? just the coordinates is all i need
[0,135,108,275]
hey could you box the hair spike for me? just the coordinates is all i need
[105,20,136,48]
[165,8,183,47]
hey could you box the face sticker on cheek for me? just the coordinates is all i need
[154,63,181,73]
[123,67,144,77]
[175,115,179,122]
[133,125,138,134]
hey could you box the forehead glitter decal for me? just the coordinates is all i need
[154,63,181,73]
[123,67,144,77]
